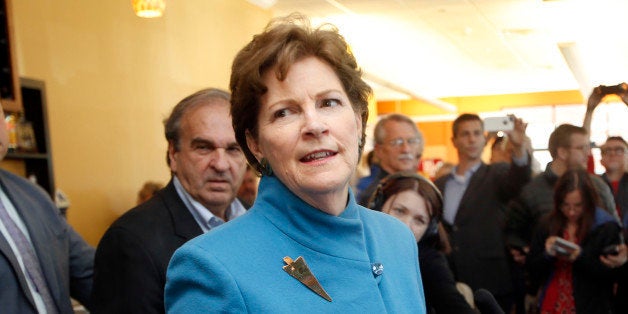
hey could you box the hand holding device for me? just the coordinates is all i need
[484,116,515,133]
[600,243,628,269]
[550,237,580,259]
[602,244,620,256]
[596,83,628,96]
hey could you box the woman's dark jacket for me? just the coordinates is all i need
[526,208,622,314]
[419,237,477,314]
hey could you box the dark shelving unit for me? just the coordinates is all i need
[3,78,54,197]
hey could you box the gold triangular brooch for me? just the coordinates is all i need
[282,256,332,302]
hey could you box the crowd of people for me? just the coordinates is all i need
[0,13,626,314]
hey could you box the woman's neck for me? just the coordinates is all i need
[298,187,349,216]
[565,223,578,239]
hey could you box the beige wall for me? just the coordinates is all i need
[11,0,271,245]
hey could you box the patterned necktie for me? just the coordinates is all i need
[0,200,57,313]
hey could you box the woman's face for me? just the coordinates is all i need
[248,57,362,212]
[560,189,584,224]
[382,190,431,241]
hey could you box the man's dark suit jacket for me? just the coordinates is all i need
[91,179,203,313]
[434,161,530,299]
[0,169,95,314]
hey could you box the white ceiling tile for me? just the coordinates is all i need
[268,0,628,100]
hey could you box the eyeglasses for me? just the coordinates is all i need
[601,147,627,155]
[386,137,421,148]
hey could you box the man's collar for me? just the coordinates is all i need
[172,176,244,232]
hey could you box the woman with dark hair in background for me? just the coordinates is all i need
[370,171,490,313]
[526,169,622,314]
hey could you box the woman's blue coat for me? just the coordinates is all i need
[165,175,426,313]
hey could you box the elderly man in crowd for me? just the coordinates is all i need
[91,88,248,313]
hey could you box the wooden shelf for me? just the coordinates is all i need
[5,152,49,160]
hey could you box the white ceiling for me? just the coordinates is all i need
[262,0,628,103]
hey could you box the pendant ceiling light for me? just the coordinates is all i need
[132,0,165,18]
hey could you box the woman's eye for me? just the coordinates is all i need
[273,108,289,119]
[321,98,341,108]
[392,207,406,215]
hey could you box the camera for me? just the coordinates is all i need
[484,116,514,133]
[597,83,628,96]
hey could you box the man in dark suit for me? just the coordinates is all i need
[0,102,95,313]
[91,88,248,313]
[434,113,531,313]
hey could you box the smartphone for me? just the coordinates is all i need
[552,237,579,256]
[483,116,514,133]
[602,244,620,256]
[599,83,628,95]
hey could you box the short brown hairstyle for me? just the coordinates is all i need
[602,136,627,148]
[230,13,372,174]
[547,124,587,159]
[452,113,482,138]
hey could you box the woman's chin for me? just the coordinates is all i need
[287,174,349,197]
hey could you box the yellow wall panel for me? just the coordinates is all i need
[12,0,271,245]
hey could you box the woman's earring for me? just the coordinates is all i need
[260,158,273,176]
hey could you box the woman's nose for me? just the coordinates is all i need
[303,109,328,137]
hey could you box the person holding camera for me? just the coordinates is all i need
[434,113,531,313]
[526,169,622,314]
[583,83,628,135]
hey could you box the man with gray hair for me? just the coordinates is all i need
[92,88,248,313]
[358,113,424,206]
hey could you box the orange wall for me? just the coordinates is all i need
[11,0,271,245]
[378,90,584,116]
[377,90,587,166]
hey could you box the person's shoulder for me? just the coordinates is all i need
[418,244,441,261]
[487,161,508,170]
[104,193,180,241]
[433,173,449,187]
[593,207,619,227]
[0,168,49,197]
[520,173,550,193]
[182,208,262,250]
[0,169,58,215]
[114,196,167,223]
[590,173,611,189]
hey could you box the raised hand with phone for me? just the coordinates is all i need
[484,114,528,160]
[583,82,628,134]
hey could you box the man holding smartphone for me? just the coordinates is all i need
[434,113,531,312]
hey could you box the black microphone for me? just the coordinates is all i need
[473,288,504,314]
